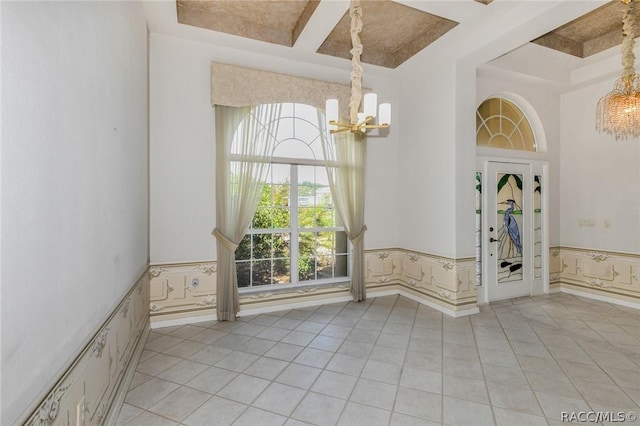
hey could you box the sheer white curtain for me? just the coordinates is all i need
[213,104,281,321]
[320,127,368,302]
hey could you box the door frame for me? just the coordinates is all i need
[476,156,549,304]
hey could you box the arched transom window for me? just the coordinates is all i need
[476,97,536,151]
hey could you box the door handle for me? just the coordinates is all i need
[489,237,499,243]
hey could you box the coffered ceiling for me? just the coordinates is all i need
[172,0,628,71]
[533,1,640,58]
[145,1,629,85]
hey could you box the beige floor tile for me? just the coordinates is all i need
[264,342,304,361]
[232,407,287,426]
[118,294,640,426]
[145,335,184,352]
[443,357,484,381]
[525,370,581,398]
[517,354,564,375]
[168,324,205,340]
[337,402,391,426]
[256,326,291,341]
[443,374,489,404]
[128,372,153,391]
[308,335,344,352]
[535,391,591,420]
[214,351,260,372]
[493,407,548,426]
[478,347,520,368]
[217,374,271,404]
[443,396,494,426]
[368,345,406,365]
[336,340,374,358]
[252,382,307,416]
[361,359,402,385]
[349,378,397,410]
[559,360,614,384]
[188,345,233,365]
[183,396,247,426]
[325,353,366,377]
[603,366,640,390]
[482,364,530,389]
[487,382,543,416]
[243,356,289,380]
[291,392,347,426]
[389,412,440,426]
[156,359,209,384]
[399,367,441,394]
[573,379,639,408]
[125,377,180,409]
[136,353,183,376]
[276,363,322,389]
[236,337,277,355]
[116,403,143,425]
[162,340,207,359]
[185,366,237,394]
[310,370,357,400]
[126,411,180,426]
[148,386,211,422]
[394,387,441,422]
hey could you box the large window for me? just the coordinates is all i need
[234,103,349,289]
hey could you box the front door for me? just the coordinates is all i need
[485,162,533,301]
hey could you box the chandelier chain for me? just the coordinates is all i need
[349,0,363,125]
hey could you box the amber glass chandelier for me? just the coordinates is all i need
[596,0,640,140]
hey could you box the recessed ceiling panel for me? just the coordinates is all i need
[177,0,320,47]
[532,0,638,58]
[316,0,458,69]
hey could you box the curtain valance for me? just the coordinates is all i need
[211,62,354,118]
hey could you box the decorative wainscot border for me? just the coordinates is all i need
[149,261,219,322]
[550,246,640,306]
[365,248,479,316]
[24,270,150,426]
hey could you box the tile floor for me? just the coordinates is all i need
[116,293,640,426]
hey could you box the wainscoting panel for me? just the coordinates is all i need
[554,246,640,304]
[23,270,150,426]
[150,249,480,324]
[149,262,218,317]
[365,248,478,314]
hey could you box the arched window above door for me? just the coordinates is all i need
[476,97,536,151]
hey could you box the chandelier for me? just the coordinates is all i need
[596,0,640,140]
[325,0,391,134]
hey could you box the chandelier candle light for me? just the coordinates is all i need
[596,0,640,140]
[325,0,391,134]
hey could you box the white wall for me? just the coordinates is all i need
[149,33,399,264]
[396,61,458,257]
[1,2,148,424]
[560,77,640,253]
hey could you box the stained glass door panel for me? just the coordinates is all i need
[496,173,523,284]
[486,162,532,301]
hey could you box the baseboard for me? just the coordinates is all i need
[397,288,480,317]
[559,286,640,310]
[151,285,479,330]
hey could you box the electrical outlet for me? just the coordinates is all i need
[77,396,86,426]
[191,278,199,288]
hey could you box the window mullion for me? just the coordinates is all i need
[290,164,299,285]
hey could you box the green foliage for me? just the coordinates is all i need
[236,182,339,286]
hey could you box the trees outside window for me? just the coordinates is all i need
[233,104,349,289]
